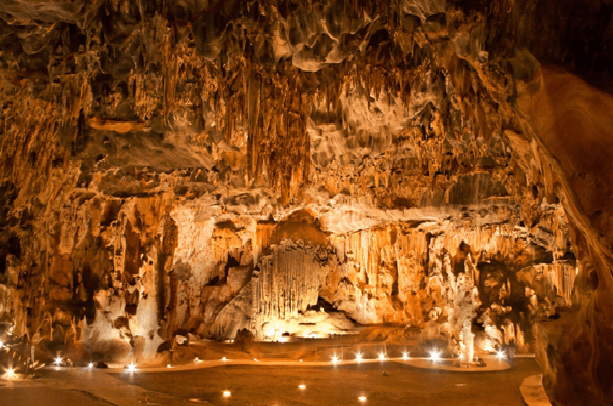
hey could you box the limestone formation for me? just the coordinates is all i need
[0,1,612,405]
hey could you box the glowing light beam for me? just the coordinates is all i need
[430,351,440,362]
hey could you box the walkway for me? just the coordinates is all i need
[99,354,511,373]
[520,374,553,406]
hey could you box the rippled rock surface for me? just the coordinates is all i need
[1,1,612,405]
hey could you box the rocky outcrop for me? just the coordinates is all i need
[513,66,613,406]
[0,1,612,405]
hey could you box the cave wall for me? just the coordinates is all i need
[0,1,612,404]
[512,66,613,406]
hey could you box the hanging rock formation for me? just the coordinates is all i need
[0,1,612,405]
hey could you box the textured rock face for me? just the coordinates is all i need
[0,1,612,404]
[515,67,613,406]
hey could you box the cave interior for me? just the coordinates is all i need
[1,1,613,405]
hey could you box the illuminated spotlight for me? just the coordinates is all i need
[194,357,200,363]
[299,359,303,362]
[358,396,367,402]
[126,363,137,373]
[402,352,408,360]
[222,357,227,361]
[356,353,363,362]
[459,353,464,360]
[497,350,505,359]
[87,362,94,369]
[4,368,15,379]
[222,391,231,398]
[253,358,258,362]
[331,356,340,364]
[298,384,306,390]
[430,351,441,362]
[378,353,386,360]
[167,364,172,368]
[54,357,62,365]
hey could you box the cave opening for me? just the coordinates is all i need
[306,297,339,313]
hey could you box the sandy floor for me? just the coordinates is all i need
[0,387,117,406]
[0,334,539,406]
[112,358,541,406]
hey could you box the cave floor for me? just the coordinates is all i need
[113,358,540,406]
[0,359,541,406]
